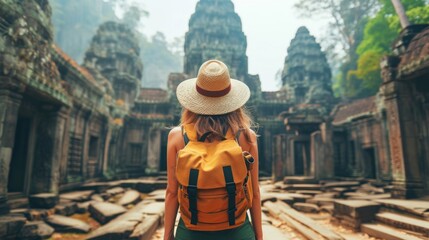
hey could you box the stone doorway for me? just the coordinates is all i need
[363,147,377,179]
[7,115,33,196]
[159,130,168,172]
[294,141,311,175]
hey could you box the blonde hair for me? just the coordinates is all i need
[180,107,254,142]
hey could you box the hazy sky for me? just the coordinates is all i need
[138,0,330,91]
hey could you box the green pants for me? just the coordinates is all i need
[175,215,256,240]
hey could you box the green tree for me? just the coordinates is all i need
[353,0,429,97]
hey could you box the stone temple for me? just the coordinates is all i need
[1,0,429,239]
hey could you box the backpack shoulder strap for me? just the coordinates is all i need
[181,125,190,146]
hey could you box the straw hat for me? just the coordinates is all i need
[176,60,250,115]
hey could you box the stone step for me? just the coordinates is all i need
[262,224,294,239]
[361,223,423,240]
[29,193,58,209]
[374,199,429,219]
[17,221,55,239]
[60,190,94,202]
[323,181,361,189]
[264,201,344,240]
[89,202,127,224]
[283,176,318,184]
[283,184,322,191]
[87,201,164,240]
[264,202,321,240]
[376,212,429,236]
[45,214,91,233]
[334,200,380,220]
[117,190,141,206]
[0,214,27,239]
[293,202,319,213]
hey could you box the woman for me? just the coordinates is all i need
[163,60,263,240]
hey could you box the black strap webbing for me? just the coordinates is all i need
[235,129,242,144]
[223,166,236,226]
[188,169,199,225]
[198,132,212,142]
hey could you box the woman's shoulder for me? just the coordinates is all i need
[168,126,182,139]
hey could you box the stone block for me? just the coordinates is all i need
[45,214,91,233]
[293,203,320,213]
[60,190,94,202]
[117,190,141,206]
[334,200,380,222]
[29,193,58,209]
[0,214,26,239]
[129,214,160,240]
[89,202,127,224]
[54,200,77,216]
[17,221,54,240]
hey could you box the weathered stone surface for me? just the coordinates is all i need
[129,214,160,240]
[45,214,90,233]
[54,200,77,216]
[323,181,361,189]
[29,193,58,209]
[87,201,164,240]
[90,194,104,202]
[89,202,127,224]
[17,221,54,240]
[60,191,94,202]
[106,187,125,196]
[139,202,165,216]
[284,184,322,191]
[376,212,429,236]
[262,224,292,239]
[117,190,141,206]
[76,201,95,213]
[307,197,335,206]
[293,203,320,213]
[283,176,318,185]
[281,26,333,105]
[80,182,117,193]
[374,199,429,218]
[135,179,168,193]
[296,190,323,196]
[145,190,166,202]
[334,200,380,218]
[361,223,423,240]
[0,215,27,239]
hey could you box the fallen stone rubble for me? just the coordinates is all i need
[0,177,166,240]
[261,177,429,240]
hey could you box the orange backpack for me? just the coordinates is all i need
[176,124,254,231]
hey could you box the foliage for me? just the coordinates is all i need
[352,0,429,98]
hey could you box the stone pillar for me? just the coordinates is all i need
[272,134,286,181]
[320,122,335,179]
[0,88,22,214]
[30,106,69,195]
[381,56,424,198]
[147,127,161,174]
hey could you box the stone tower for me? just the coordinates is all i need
[184,0,261,99]
[84,21,143,108]
[281,27,333,105]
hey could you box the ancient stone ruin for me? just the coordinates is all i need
[1,0,429,239]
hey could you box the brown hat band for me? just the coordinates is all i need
[196,84,231,97]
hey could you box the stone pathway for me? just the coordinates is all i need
[2,176,429,239]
